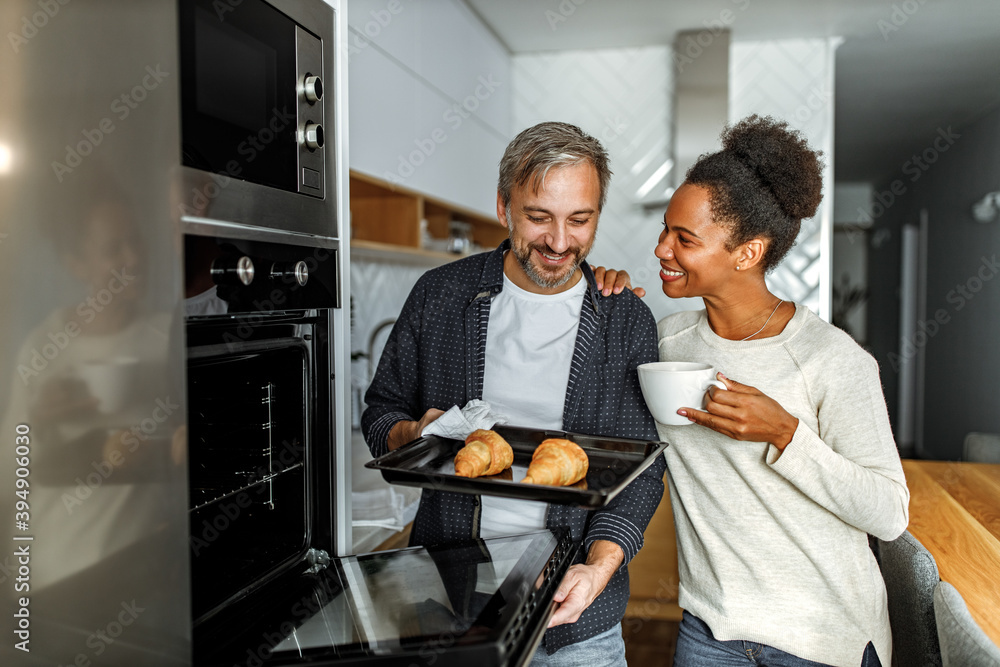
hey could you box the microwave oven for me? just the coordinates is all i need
[178,0,337,239]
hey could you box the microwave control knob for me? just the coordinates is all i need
[210,255,255,286]
[270,261,309,287]
[302,75,323,103]
[303,123,324,151]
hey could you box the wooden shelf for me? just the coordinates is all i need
[350,239,464,267]
[349,170,508,253]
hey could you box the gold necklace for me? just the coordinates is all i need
[740,299,783,342]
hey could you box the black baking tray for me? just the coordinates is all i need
[365,424,667,509]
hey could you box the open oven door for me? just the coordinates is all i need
[192,529,578,667]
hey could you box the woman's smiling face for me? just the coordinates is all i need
[654,183,741,300]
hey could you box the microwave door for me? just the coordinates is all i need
[180,0,299,191]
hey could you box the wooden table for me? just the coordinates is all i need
[902,459,1000,647]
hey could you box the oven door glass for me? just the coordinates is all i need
[188,341,311,621]
[180,0,298,191]
[193,530,578,667]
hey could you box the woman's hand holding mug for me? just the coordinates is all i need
[679,373,799,451]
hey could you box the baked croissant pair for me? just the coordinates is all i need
[454,429,588,486]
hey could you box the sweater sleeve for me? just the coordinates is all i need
[582,295,665,565]
[766,353,909,541]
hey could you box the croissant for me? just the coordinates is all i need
[454,429,513,478]
[521,438,588,486]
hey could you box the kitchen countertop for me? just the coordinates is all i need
[902,459,1000,648]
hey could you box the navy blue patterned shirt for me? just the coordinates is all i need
[362,239,665,653]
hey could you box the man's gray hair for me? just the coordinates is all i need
[498,121,612,212]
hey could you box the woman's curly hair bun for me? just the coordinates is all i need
[686,114,825,272]
[723,114,823,221]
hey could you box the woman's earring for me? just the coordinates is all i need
[735,266,741,271]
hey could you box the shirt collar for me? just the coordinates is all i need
[477,239,601,314]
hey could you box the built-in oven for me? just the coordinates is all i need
[177,0,336,237]
[185,231,340,627]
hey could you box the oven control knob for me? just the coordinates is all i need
[302,123,324,151]
[302,75,323,104]
[270,261,309,287]
[210,255,255,286]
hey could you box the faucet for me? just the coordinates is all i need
[367,318,397,382]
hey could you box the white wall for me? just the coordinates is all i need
[730,38,840,320]
[512,46,678,322]
[347,0,511,217]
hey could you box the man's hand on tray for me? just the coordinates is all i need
[387,408,445,451]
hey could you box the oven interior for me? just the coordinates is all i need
[188,343,312,620]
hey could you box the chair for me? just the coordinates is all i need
[878,530,942,666]
[934,581,1000,666]
[964,432,1000,463]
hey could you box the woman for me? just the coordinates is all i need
[650,115,907,667]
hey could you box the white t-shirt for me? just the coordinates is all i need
[184,286,229,317]
[479,272,586,538]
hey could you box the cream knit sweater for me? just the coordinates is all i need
[656,304,909,667]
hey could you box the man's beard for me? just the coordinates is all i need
[510,237,591,289]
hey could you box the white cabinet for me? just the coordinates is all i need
[347,0,511,218]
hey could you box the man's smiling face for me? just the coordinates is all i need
[498,161,601,294]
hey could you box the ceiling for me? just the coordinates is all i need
[464,0,1000,183]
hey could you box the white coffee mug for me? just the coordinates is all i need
[77,357,141,414]
[638,362,727,426]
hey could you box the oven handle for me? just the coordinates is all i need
[187,335,313,361]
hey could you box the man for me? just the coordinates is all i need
[362,121,664,665]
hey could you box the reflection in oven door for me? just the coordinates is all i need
[192,530,578,667]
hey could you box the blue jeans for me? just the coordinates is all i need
[529,623,626,667]
[673,612,882,667]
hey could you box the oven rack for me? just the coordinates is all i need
[189,461,304,513]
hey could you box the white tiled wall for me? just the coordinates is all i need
[730,38,840,320]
